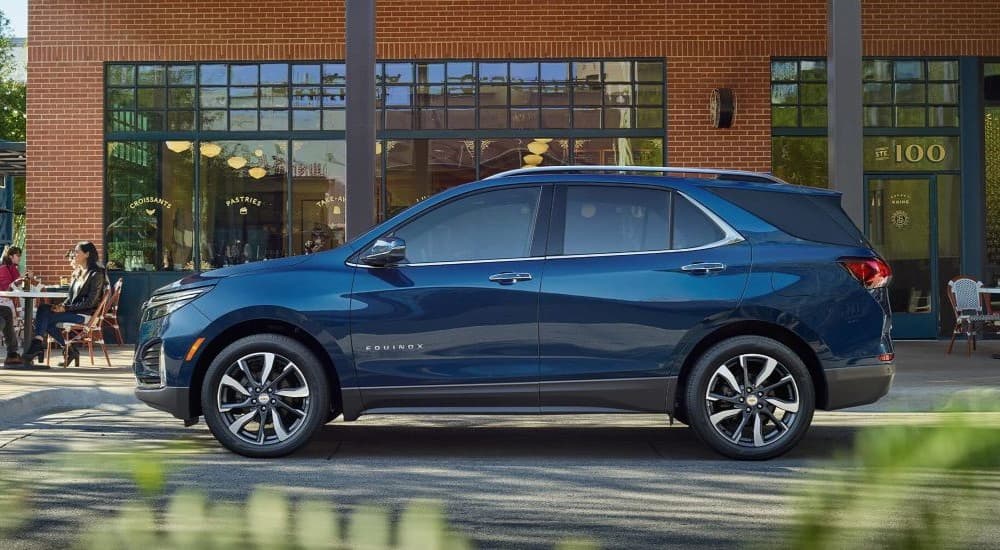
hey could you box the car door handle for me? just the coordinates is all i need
[681,262,726,274]
[489,272,533,284]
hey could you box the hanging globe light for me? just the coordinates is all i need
[165,141,192,153]
[248,166,267,179]
[227,156,248,169]
[199,142,222,158]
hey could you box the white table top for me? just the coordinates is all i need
[0,289,69,298]
[980,287,1000,294]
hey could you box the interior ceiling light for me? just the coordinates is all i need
[248,166,267,179]
[527,141,549,155]
[227,156,248,169]
[253,148,264,157]
[200,142,222,158]
[165,141,192,153]
[523,154,544,166]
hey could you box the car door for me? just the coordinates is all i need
[350,185,550,412]
[538,183,751,412]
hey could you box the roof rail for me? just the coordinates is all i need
[484,165,788,184]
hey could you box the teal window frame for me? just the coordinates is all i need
[104,58,667,269]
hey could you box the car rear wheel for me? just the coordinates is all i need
[202,334,330,458]
[684,336,814,460]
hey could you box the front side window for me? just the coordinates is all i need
[562,186,671,255]
[392,187,541,264]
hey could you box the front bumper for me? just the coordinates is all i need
[824,362,895,410]
[135,385,194,421]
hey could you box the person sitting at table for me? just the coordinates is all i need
[23,242,109,366]
[0,245,33,364]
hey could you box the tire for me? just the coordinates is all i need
[202,334,330,458]
[684,336,815,460]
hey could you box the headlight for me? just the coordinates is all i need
[142,287,211,322]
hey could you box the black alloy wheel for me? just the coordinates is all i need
[202,334,330,458]
[684,336,815,460]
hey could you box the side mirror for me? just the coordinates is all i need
[361,237,406,267]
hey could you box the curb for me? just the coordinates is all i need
[0,387,138,428]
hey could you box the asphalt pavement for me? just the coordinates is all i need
[1,340,1000,549]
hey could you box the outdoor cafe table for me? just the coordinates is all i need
[0,288,70,369]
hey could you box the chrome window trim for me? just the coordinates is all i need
[347,189,743,268]
[347,256,544,269]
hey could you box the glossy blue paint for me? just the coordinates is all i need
[537,244,751,387]
[132,170,895,423]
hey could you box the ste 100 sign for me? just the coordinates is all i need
[865,137,959,172]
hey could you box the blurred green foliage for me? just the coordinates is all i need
[789,405,1000,549]
[77,490,475,550]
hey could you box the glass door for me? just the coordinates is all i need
[866,175,938,338]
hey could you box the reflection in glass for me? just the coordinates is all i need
[200,141,287,268]
[385,139,476,217]
[771,136,829,188]
[292,141,347,253]
[105,142,195,272]
[867,178,931,316]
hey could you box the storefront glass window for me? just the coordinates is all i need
[771,136,829,188]
[291,141,347,254]
[200,141,287,268]
[105,141,195,271]
[106,58,665,266]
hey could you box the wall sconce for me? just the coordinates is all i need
[709,88,736,128]
[333,205,342,215]
[165,141,192,153]
[227,156,248,169]
[248,166,267,179]
[200,142,222,158]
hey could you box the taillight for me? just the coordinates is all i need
[839,257,892,289]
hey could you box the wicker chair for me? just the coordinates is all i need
[101,278,124,345]
[45,286,113,367]
[946,276,1000,355]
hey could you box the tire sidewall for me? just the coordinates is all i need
[201,334,330,458]
[685,336,815,460]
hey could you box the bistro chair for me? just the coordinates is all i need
[102,277,124,345]
[45,285,113,368]
[946,275,1000,355]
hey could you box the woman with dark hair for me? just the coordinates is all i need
[23,241,109,366]
[0,245,31,364]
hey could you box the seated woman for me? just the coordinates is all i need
[23,241,109,366]
[0,245,35,364]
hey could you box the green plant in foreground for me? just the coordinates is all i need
[789,402,1000,550]
[77,490,473,550]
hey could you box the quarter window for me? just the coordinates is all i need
[392,187,541,264]
[672,195,725,249]
[562,186,671,254]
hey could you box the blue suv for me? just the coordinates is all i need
[134,166,894,460]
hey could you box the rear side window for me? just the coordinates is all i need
[708,187,865,246]
[562,186,670,254]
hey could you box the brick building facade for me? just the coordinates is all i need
[24,0,1000,340]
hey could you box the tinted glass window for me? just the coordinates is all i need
[563,186,670,254]
[393,187,541,263]
[707,187,864,246]
[672,195,725,249]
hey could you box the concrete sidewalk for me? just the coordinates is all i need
[1,341,999,427]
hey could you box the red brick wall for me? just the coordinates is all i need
[25,0,1000,279]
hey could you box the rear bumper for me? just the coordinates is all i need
[824,363,895,410]
[135,386,193,421]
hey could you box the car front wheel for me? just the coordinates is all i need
[684,336,815,460]
[202,334,330,458]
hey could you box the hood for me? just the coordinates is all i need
[153,255,314,296]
